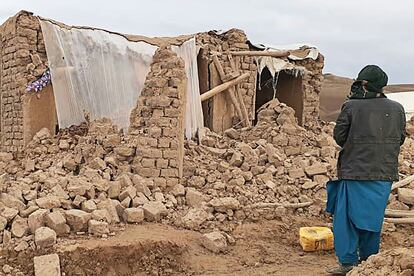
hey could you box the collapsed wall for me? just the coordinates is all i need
[0,11,50,154]
[196,30,257,131]
[129,47,187,188]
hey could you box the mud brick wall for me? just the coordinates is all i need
[129,48,187,189]
[292,54,325,128]
[0,11,48,154]
[196,29,257,131]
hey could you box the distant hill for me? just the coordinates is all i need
[320,73,414,122]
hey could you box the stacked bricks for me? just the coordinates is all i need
[196,29,257,126]
[0,11,48,154]
[129,47,187,189]
[293,54,325,128]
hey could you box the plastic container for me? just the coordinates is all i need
[299,227,334,252]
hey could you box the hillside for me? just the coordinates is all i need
[320,73,414,122]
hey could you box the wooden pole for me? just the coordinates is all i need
[211,55,246,126]
[227,54,251,127]
[384,217,414,224]
[200,72,250,102]
[385,209,414,218]
[391,174,414,191]
[229,50,290,58]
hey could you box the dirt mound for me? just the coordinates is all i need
[349,247,414,276]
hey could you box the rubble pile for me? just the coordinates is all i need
[348,247,414,276]
[0,99,413,250]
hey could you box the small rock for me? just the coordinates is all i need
[123,208,144,223]
[224,128,240,139]
[181,208,209,229]
[185,188,205,207]
[142,201,167,222]
[171,184,185,196]
[92,209,112,223]
[1,207,19,222]
[201,231,228,253]
[35,196,61,209]
[209,197,240,212]
[15,240,29,252]
[35,227,57,248]
[33,254,61,276]
[132,193,149,207]
[119,186,137,202]
[0,216,7,231]
[11,216,29,238]
[302,181,318,190]
[45,212,70,236]
[65,209,92,232]
[304,164,327,176]
[108,181,121,199]
[2,264,13,273]
[28,209,49,233]
[88,220,109,235]
[81,200,97,213]
[398,188,414,205]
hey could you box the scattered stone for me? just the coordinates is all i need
[36,196,61,209]
[209,197,240,212]
[88,220,109,235]
[201,231,228,253]
[81,200,97,213]
[11,216,29,238]
[65,209,92,232]
[186,188,205,207]
[28,209,49,233]
[142,201,167,222]
[45,212,70,236]
[398,188,414,205]
[34,254,61,276]
[304,164,328,176]
[181,208,210,229]
[35,227,57,248]
[171,184,185,196]
[123,208,144,223]
[1,207,19,222]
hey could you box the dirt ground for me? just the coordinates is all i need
[2,215,412,276]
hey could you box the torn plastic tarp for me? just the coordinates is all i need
[172,37,204,140]
[40,20,157,130]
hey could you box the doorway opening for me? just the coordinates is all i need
[255,68,304,125]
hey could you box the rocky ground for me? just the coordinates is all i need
[0,100,413,275]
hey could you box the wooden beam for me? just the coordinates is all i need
[200,72,250,102]
[391,174,414,191]
[385,209,414,218]
[229,50,290,58]
[384,217,414,224]
[212,55,246,126]
[227,54,251,127]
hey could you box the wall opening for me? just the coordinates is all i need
[23,85,58,145]
[255,68,303,125]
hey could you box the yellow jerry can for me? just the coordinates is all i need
[299,227,334,252]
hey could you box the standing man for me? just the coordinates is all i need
[326,65,406,275]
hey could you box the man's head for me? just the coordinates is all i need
[356,65,388,92]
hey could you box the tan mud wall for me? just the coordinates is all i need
[129,48,187,188]
[293,55,325,128]
[0,11,51,154]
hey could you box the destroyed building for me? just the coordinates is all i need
[0,11,324,182]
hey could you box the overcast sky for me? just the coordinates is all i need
[1,0,413,84]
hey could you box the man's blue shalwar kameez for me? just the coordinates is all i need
[326,179,392,265]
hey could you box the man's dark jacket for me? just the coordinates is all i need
[334,97,406,181]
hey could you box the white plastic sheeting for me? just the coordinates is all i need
[172,38,204,139]
[40,20,157,130]
[386,91,414,120]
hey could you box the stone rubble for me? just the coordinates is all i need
[0,98,412,254]
[348,247,414,276]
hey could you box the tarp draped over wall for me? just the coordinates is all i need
[40,20,203,138]
[172,38,204,139]
[40,20,157,130]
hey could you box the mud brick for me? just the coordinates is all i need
[158,138,171,148]
[163,149,178,159]
[161,168,178,177]
[141,158,156,168]
[156,159,169,169]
